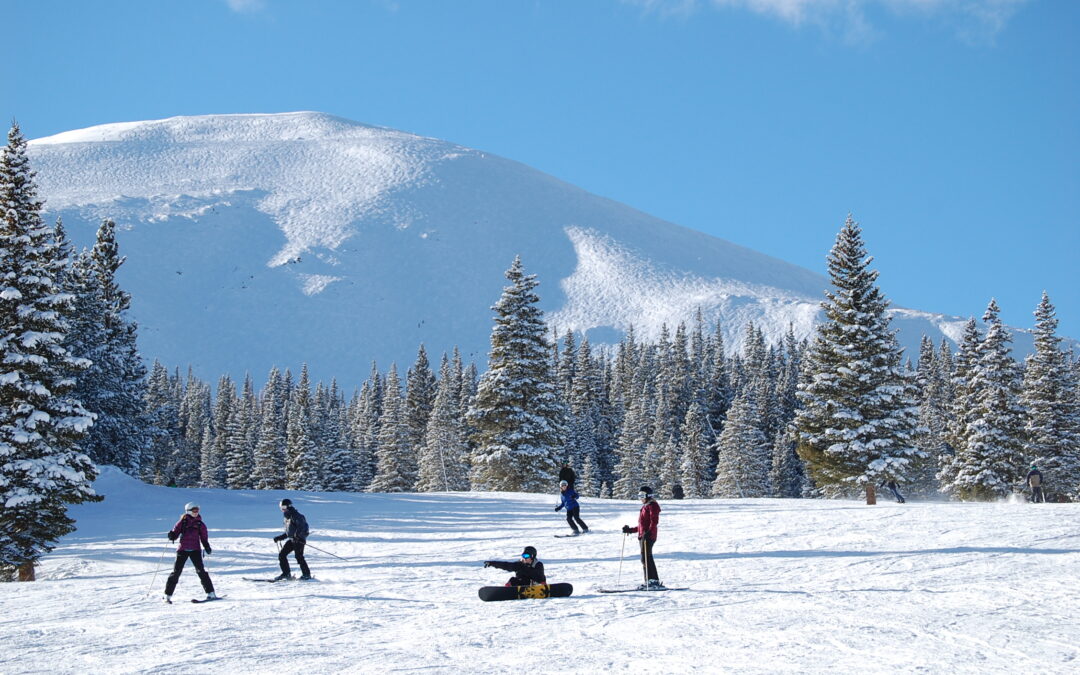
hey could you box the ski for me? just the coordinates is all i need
[191,595,225,604]
[554,534,582,538]
[243,576,293,583]
[597,586,689,593]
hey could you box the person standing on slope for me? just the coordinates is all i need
[484,546,547,587]
[272,499,312,580]
[164,502,218,603]
[555,480,589,535]
[1026,465,1045,503]
[879,478,906,503]
[622,485,663,590]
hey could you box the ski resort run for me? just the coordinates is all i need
[5,468,1079,673]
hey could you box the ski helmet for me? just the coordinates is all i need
[638,485,654,498]
[184,502,199,514]
[521,546,537,560]
[559,480,568,488]
[280,498,292,507]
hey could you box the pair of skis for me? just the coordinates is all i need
[164,595,225,604]
[242,576,314,583]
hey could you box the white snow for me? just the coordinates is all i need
[6,467,1079,673]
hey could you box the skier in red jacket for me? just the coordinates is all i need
[622,485,663,590]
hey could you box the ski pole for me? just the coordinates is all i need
[304,542,355,562]
[145,541,171,598]
[617,533,627,587]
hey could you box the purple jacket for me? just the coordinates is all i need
[170,514,209,551]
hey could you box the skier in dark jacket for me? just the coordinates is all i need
[1026,465,1045,503]
[555,480,588,535]
[164,502,218,603]
[622,485,663,590]
[484,546,547,587]
[272,499,311,580]
[879,478,906,503]
[559,462,576,489]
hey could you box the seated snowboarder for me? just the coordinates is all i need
[555,480,588,535]
[484,546,546,587]
[879,477,906,503]
[1026,465,1044,503]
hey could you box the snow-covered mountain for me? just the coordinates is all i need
[29,112,998,384]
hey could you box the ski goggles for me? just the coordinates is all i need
[521,553,532,559]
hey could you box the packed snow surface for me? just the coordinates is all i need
[5,468,1079,673]
[25,112,1002,384]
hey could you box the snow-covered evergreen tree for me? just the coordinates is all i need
[0,122,100,581]
[946,300,1026,500]
[678,402,711,498]
[467,257,562,492]
[712,391,770,497]
[225,375,257,489]
[252,367,286,489]
[320,379,354,492]
[369,364,415,492]
[66,220,147,474]
[793,216,921,497]
[1019,292,1080,501]
[404,345,436,470]
[141,361,179,485]
[416,355,470,491]
[285,365,319,490]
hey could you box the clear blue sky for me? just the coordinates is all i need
[4,0,1077,339]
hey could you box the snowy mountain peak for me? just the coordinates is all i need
[27,113,1007,384]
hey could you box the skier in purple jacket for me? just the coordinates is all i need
[163,502,218,603]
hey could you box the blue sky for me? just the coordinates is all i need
[3,0,1077,339]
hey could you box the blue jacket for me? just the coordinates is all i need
[556,488,580,512]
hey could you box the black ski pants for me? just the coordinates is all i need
[165,549,215,596]
[565,506,588,533]
[1032,486,1045,503]
[279,540,311,577]
[639,537,659,582]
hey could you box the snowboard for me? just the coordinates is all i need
[478,583,574,601]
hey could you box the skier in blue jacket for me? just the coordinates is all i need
[554,480,588,535]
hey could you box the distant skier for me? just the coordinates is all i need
[879,478,906,503]
[559,462,576,489]
[164,502,218,603]
[484,546,546,587]
[272,499,312,580]
[555,480,589,535]
[622,485,663,590]
[1026,465,1045,503]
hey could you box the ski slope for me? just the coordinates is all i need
[6,468,1079,673]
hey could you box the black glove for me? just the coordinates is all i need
[203,545,212,556]
[483,561,492,568]
[554,505,561,512]
[167,531,177,542]
[622,525,634,534]
[273,534,286,543]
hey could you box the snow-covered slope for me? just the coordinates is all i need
[7,468,1079,672]
[28,113,1003,384]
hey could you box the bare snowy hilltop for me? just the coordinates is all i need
[28,112,1006,383]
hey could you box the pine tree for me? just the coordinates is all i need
[1019,293,1080,501]
[320,379,354,491]
[141,361,179,485]
[369,364,415,492]
[467,257,562,492]
[712,391,770,497]
[404,345,436,476]
[252,367,286,489]
[0,122,100,581]
[285,365,318,490]
[947,300,1026,500]
[678,402,711,498]
[225,375,257,489]
[416,355,470,491]
[793,216,921,497]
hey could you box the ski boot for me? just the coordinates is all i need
[272,573,292,582]
[298,574,313,581]
[163,594,173,604]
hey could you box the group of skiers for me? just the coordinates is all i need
[164,461,1055,600]
[164,498,311,603]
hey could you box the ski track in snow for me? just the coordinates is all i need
[4,468,1080,673]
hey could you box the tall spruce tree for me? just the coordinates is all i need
[0,123,99,581]
[467,257,562,492]
[793,216,921,497]
[416,354,470,491]
[369,364,414,492]
[712,391,770,497]
[946,300,1026,500]
[285,365,319,490]
[1019,293,1080,500]
[252,367,286,490]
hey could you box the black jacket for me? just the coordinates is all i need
[282,506,310,542]
[486,559,547,585]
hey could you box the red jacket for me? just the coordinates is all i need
[170,514,209,552]
[635,500,661,540]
